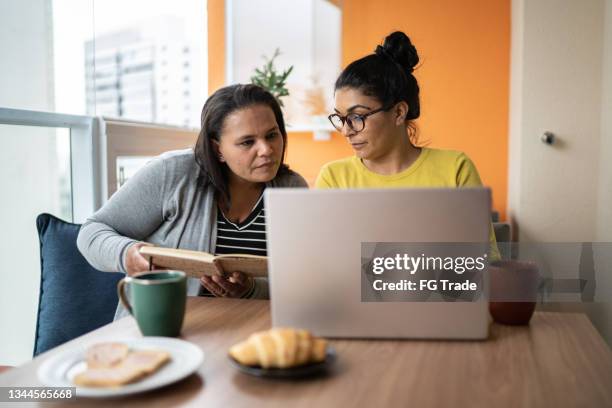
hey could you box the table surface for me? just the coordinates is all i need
[1,298,612,407]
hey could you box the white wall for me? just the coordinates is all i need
[0,1,63,365]
[509,0,604,243]
[507,0,523,232]
[509,0,612,345]
[591,0,612,345]
[597,0,612,243]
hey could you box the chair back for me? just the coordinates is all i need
[34,213,122,355]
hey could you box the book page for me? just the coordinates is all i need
[139,247,268,278]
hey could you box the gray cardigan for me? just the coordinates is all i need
[77,148,308,320]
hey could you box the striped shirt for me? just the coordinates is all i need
[215,193,267,256]
[198,194,266,298]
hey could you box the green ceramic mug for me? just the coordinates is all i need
[117,270,187,337]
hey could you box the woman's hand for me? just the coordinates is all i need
[125,242,152,276]
[200,271,254,298]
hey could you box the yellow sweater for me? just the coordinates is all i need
[315,147,501,260]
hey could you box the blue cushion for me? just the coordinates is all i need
[34,213,123,355]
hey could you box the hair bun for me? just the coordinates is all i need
[377,31,419,74]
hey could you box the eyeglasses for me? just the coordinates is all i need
[328,106,388,133]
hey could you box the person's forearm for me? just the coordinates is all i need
[76,156,168,274]
[77,220,138,273]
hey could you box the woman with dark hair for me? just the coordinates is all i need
[78,84,307,319]
[316,31,499,258]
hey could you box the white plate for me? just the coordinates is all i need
[37,337,204,398]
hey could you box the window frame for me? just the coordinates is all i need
[0,107,199,221]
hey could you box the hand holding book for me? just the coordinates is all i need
[138,246,268,279]
[201,272,255,298]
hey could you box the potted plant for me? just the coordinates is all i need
[250,48,293,107]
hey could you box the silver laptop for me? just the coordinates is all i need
[265,188,491,340]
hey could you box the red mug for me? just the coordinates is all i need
[488,260,540,325]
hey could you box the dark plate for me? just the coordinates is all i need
[228,347,336,379]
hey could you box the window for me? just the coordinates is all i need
[227,0,340,131]
[52,0,207,127]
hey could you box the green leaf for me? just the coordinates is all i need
[250,48,293,107]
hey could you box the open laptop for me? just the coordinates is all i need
[265,188,491,340]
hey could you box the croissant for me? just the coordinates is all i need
[229,328,327,369]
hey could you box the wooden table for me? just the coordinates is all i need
[1,298,612,407]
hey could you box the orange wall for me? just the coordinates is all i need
[208,0,225,94]
[284,132,354,185]
[207,0,510,219]
[342,0,510,220]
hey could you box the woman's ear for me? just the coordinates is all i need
[212,139,225,162]
[394,101,409,126]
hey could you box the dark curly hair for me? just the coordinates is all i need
[335,31,421,143]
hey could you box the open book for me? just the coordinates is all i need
[139,246,268,279]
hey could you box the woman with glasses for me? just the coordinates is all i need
[78,84,307,320]
[316,31,499,259]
